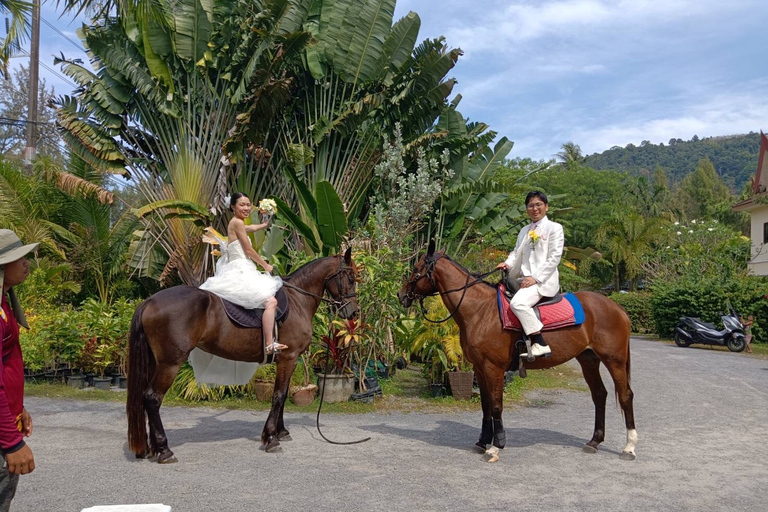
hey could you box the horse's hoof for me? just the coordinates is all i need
[265,439,282,453]
[277,432,292,441]
[157,453,178,464]
[474,443,487,454]
[484,446,500,463]
[619,451,636,461]
[582,444,598,454]
[135,450,150,459]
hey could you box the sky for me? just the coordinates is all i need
[9,0,768,160]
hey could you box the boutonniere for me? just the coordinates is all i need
[0,308,7,323]
[528,229,540,246]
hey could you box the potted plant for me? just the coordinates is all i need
[313,318,358,403]
[250,364,276,402]
[289,355,317,406]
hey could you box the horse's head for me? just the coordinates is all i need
[324,247,359,320]
[398,240,443,308]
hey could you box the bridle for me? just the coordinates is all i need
[281,256,357,311]
[403,253,499,323]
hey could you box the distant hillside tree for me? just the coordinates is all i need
[584,133,760,191]
[676,158,746,231]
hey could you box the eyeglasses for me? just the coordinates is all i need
[526,202,546,210]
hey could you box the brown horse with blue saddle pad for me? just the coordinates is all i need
[127,249,358,462]
[398,242,636,463]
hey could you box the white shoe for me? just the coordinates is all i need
[521,343,552,359]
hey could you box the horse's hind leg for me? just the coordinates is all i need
[262,356,298,452]
[602,355,637,460]
[575,349,607,453]
[473,366,493,453]
[476,362,507,463]
[145,362,182,464]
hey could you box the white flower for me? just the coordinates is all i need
[223,195,231,209]
[665,246,670,249]
[691,219,697,224]
[674,221,679,225]
[676,231,682,235]
[688,230,693,233]
[258,198,278,215]
[708,227,714,231]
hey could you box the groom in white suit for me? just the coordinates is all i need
[496,191,565,358]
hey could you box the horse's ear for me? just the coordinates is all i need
[343,247,352,264]
[427,239,436,257]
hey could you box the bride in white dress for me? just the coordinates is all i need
[191,192,287,385]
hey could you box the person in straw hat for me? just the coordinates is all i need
[0,229,38,509]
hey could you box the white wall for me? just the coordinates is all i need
[749,206,768,276]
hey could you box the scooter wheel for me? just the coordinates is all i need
[727,335,746,353]
[674,331,691,348]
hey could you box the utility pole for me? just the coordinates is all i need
[24,0,41,165]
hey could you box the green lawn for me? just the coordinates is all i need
[25,362,586,414]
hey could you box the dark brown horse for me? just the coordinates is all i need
[398,242,636,463]
[127,249,358,462]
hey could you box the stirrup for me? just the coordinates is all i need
[266,342,287,354]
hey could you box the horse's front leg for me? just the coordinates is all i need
[261,355,298,452]
[474,366,494,453]
[477,363,507,463]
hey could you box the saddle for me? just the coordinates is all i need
[496,283,584,332]
[219,287,290,328]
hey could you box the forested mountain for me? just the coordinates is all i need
[584,132,761,191]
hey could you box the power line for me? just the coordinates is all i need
[40,16,86,53]
[15,48,78,89]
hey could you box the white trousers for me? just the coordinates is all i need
[510,285,544,334]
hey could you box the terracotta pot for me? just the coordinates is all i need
[447,371,474,400]
[316,374,355,403]
[290,384,317,406]
[252,380,274,402]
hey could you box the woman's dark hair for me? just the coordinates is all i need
[229,192,249,212]
[525,190,548,206]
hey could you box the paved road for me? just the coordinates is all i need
[13,338,768,511]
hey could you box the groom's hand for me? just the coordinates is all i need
[496,262,509,270]
[520,277,537,288]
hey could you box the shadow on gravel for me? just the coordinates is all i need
[358,420,615,454]
[120,412,321,461]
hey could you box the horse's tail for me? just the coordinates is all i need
[127,299,155,456]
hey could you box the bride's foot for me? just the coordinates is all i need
[266,342,288,354]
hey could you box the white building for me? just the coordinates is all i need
[733,132,768,275]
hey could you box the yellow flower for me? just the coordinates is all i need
[528,229,540,245]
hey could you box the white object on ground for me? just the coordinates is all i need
[81,505,171,512]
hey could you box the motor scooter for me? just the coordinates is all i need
[674,305,746,352]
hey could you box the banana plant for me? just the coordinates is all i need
[271,178,347,255]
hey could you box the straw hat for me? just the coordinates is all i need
[0,229,40,329]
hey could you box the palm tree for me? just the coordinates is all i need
[555,142,584,166]
[595,211,667,291]
[0,0,30,77]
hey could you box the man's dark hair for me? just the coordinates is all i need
[229,192,249,212]
[525,191,548,205]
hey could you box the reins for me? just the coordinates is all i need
[281,256,370,445]
[405,254,501,323]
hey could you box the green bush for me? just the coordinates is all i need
[650,276,768,340]
[610,292,653,334]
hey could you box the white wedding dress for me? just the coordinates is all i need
[190,238,283,385]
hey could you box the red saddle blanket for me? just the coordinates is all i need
[497,284,583,331]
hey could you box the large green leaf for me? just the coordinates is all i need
[379,12,420,76]
[283,164,318,223]
[173,0,213,63]
[315,180,347,253]
[270,196,320,253]
[344,0,396,86]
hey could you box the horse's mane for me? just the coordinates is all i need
[282,256,333,283]
[436,252,498,290]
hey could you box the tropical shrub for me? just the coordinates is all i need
[609,292,653,334]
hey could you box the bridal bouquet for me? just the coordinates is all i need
[258,198,277,223]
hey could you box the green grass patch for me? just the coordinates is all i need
[25,362,585,413]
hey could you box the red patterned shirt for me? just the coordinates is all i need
[0,293,25,452]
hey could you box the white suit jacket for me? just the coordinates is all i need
[504,216,565,297]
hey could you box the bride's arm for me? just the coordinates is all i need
[244,222,268,234]
[233,219,273,272]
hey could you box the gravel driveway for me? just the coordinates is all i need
[13,338,768,511]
